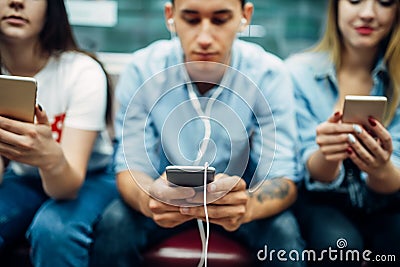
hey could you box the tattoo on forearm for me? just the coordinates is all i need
[255,179,290,203]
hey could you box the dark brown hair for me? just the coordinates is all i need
[2,0,113,124]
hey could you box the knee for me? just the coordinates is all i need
[90,199,143,266]
[270,211,303,241]
[95,199,135,233]
[28,206,88,250]
[259,211,305,251]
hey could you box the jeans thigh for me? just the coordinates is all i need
[226,210,306,267]
[29,170,118,234]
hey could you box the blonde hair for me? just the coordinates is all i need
[313,0,400,126]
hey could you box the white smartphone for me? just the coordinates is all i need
[0,75,37,123]
[166,165,216,187]
[342,95,387,126]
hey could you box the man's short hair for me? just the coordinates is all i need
[171,0,246,7]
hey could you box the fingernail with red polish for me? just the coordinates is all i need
[334,111,340,117]
[368,117,377,127]
[346,148,352,155]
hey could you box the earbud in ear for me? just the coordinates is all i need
[167,18,175,26]
[167,18,177,37]
[240,18,247,26]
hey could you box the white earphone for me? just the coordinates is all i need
[167,18,177,37]
[240,17,247,26]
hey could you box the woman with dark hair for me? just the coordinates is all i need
[286,0,400,266]
[0,0,117,266]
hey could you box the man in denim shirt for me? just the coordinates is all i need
[91,0,304,266]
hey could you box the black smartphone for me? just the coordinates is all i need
[166,166,216,187]
[0,75,37,123]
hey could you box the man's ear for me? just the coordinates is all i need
[165,2,175,32]
[240,2,254,31]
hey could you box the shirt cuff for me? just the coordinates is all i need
[305,164,345,191]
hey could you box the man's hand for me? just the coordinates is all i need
[181,174,249,231]
[148,177,197,228]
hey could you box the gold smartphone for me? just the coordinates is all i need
[342,95,387,126]
[0,75,37,123]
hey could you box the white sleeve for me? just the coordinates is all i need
[64,54,107,131]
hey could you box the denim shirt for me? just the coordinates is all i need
[113,39,300,189]
[285,52,400,191]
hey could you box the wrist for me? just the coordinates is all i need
[139,190,153,218]
[368,161,395,181]
[243,192,256,223]
[366,162,400,193]
[39,146,66,173]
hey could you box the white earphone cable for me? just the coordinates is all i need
[197,162,210,267]
[168,18,236,266]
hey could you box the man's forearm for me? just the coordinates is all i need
[117,170,154,217]
[247,178,297,220]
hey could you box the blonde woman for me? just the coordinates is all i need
[286,0,400,266]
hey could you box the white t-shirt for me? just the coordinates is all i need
[3,51,113,176]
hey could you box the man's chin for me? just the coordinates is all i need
[185,61,227,83]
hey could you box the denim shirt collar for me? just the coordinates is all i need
[313,52,388,95]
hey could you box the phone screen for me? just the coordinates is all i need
[166,166,215,187]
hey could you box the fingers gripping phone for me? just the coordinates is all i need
[166,166,215,187]
[342,95,387,127]
[0,75,37,123]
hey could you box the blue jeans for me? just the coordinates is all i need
[0,168,118,267]
[294,186,400,267]
[90,198,306,267]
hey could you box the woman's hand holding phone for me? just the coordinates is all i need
[315,95,387,163]
[346,118,393,173]
[340,96,394,176]
[0,105,58,169]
